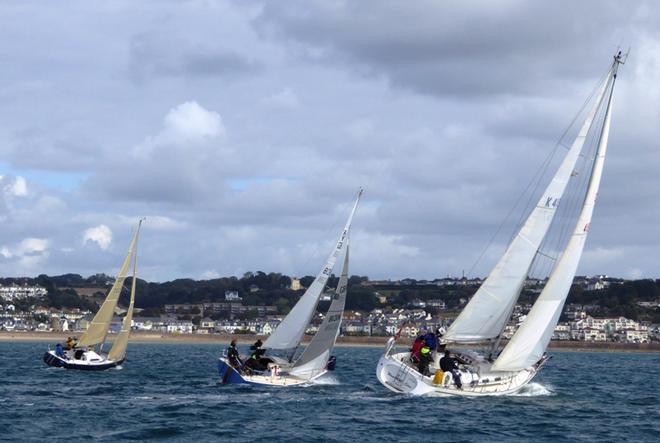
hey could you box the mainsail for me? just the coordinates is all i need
[79,224,141,347]
[291,244,350,376]
[443,72,612,343]
[493,59,619,372]
[108,221,142,362]
[264,190,362,350]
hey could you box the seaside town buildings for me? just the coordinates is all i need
[0,278,657,344]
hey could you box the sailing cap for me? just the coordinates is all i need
[421,347,430,354]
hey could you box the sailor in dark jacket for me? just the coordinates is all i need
[227,339,242,369]
[440,350,462,389]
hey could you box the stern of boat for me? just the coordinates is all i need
[218,358,249,385]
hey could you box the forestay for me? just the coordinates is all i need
[493,64,617,372]
[291,244,350,377]
[108,221,142,362]
[79,225,140,347]
[443,75,612,343]
[264,190,362,350]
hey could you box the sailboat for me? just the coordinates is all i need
[376,52,626,396]
[43,219,143,371]
[218,190,361,386]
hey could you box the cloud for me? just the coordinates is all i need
[0,238,51,272]
[129,31,260,82]
[162,101,225,141]
[261,87,300,109]
[1,175,28,198]
[83,225,113,250]
[1,1,660,282]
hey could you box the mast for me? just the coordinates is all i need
[78,222,141,348]
[493,53,623,372]
[264,189,362,351]
[108,219,143,362]
[291,243,350,375]
[443,65,613,344]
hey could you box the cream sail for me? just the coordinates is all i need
[108,227,140,363]
[43,219,144,371]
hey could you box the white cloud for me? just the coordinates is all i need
[200,270,220,279]
[162,101,225,140]
[1,237,50,260]
[83,225,113,250]
[1,175,28,198]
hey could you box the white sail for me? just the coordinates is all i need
[79,224,140,347]
[443,75,612,343]
[493,64,618,372]
[265,190,361,350]
[108,221,142,362]
[291,244,350,376]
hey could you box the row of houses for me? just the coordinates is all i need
[0,285,47,301]
[163,302,278,317]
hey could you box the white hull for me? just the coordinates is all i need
[218,357,327,386]
[375,339,544,396]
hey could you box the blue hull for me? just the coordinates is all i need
[218,359,250,384]
[43,352,121,371]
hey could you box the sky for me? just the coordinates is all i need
[1,0,659,282]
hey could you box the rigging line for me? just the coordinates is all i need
[509,64,611,250]
[530,67,613,279]
[466,66,610,277]
[552,75,613,261]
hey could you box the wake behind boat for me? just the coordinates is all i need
[377,53,626,396]
[218,190,361,386]
[43,220,143,371]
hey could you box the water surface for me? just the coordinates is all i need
[1,342,657,442]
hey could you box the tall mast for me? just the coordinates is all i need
[493,53,623,372]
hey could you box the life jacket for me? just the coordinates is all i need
[411,338,424,360]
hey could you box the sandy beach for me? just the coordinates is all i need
[2,331,659,352]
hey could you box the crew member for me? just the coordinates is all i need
[410,335,425,363]
[440,350,462,389]
[417,346,433,376]
[226,339,242,369]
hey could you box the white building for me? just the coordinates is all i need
[225,290,242,301]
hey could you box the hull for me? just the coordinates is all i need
[43,350,121,371]
[218,358,326,387]
[375,339,544,396]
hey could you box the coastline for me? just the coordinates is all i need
[1,331,659,353]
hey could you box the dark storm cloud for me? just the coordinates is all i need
[254,0,649,98]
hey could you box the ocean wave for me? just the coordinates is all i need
[510,382,555,397]
[311,375,341,385]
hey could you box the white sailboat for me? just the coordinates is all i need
[43,220,143,371]
[218,190,361,386]
[376,53,626,396]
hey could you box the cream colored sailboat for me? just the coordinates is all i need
[376,53,626,396]
[43,220,143,371]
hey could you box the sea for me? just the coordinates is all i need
[0,342,657,442]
